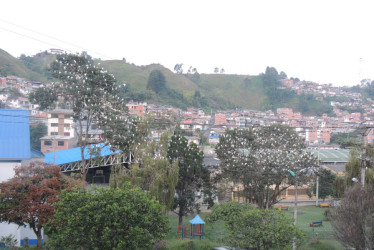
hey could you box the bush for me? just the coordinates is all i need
[45,183,169,249]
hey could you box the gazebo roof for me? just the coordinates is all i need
[189,215,205,225]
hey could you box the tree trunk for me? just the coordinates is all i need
[178,207,183,225]
[34,227,42,249]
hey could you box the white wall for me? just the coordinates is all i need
[0,162,20,182]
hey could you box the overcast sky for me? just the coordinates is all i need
[1,0,373,86]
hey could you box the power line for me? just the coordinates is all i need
[0,18,116,60]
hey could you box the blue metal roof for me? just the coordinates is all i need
[44,143,120,165]
[189,215,205,225]
[0,109,31,160]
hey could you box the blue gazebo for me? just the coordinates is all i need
[189,214,205,239]
[178,215,205,240]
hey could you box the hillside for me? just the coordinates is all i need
[0,49,50,82]
[0,49,333,114]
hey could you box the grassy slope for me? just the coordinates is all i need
[199,74,266,110]
[1,49,329,113]
[0,49,49,82]
[165,206,344,250]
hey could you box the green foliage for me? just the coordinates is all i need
[45,183,169,250]
[312,169,336,200]
[165,239,219,250]
[205,201,253,232]
[29,87,57,110]
[113,132,179,212]
[0,162,80,248]
[29,123,47,150]
[345,148,374,186]
[0,234,17,249]
[147,69,167,93]
[332,175,345,198]
[330,130,362,148]
[167,135,215,224]
[226,208,304,249]
[31,53,138,180]
[216,125,319,208]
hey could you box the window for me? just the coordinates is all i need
[51,132,58,135]
[44,141,52,146]
[51,114,58,118]
[64,114,71,119]
[58,141,64,146]
[51,123,58,127]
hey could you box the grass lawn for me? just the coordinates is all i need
[165,205,345,249]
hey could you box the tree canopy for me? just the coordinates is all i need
[205,201,304,249]
[0,162,80,248]
[216,124,319,208]
[30,53,138,180]
[167,134,214,224]
[45,183,169,250]
[147,70,166,94]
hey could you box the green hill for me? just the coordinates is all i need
[0,49,51,82]
[0,49,333,114]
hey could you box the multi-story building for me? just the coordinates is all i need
[47,109,75,137]
[41,109,75,154]
[126,101,147,117]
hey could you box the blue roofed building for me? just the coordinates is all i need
[0,109,45,247]
[44,143,132,183]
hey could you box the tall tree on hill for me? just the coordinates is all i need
[167,134,215,225]
[173,63,183,74]
[30,53,138,181]
[147,70,166,94]
[216,124,319,209]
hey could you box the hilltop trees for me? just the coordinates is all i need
[147,70,166,94]
[0,162,81,248]
[216,124,319,209]
[30,53,137,181]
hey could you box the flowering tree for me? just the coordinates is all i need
[30,53,138,180]
[216,124,319,208]
[0,162,81,248]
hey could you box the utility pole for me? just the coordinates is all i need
[316,140,320,206]
[359,124,374,187]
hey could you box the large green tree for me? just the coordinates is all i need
[206,201,304,249]
[216,124,319,209]
[167,134,214,224]
[312,168,336,201]
[30,53,138,181]
[45,183,169,249]
[113,132,179,213]
[29,123,47,150]
[147,70,166,94]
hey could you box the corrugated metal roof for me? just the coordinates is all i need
[0,109,31,160]
[44,143,120,165]
[306,148,350,162]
